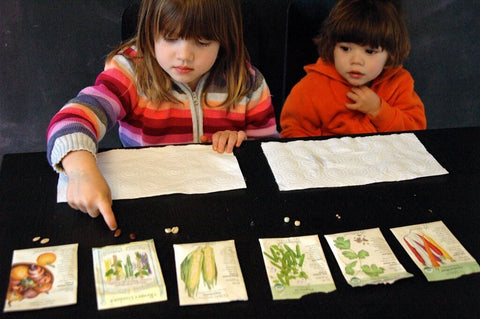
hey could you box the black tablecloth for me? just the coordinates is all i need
[1,127,479,318]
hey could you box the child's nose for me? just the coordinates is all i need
[176,40,194,62]
[350,50,364,65]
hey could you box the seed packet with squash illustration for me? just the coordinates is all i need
[391,221,480,281]
[173,240,248,306]
[4,243,78,312]
[91,239,167,310]
[325,228,413,287]
[259,235,336,300]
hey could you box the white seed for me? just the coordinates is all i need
[294,220,301,227]
[171,226,179,234]
[283,216,290,223]
[40,238,50,244]
[164,228,172,233]
[32,236,41,242]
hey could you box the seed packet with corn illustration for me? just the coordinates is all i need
[325,228,413,287]
[391,221,480,281]
[173,240,248,306]
[91,239,167,310]
[259,235,336,300]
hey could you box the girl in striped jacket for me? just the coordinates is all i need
[46,0,279,230]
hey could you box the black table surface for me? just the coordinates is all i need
[1,127,479,318]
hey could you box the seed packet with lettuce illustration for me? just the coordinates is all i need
[391,221,480,281]
[325,228,412,287]
[259,235,336,300]
[92,239,167,310]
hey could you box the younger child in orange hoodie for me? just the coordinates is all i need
[280,0,426,138]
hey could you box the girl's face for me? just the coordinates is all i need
[333,42,388,87]
[155,35,220,90]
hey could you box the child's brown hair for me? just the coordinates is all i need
[110,0,252,109]
[314,0,410,67]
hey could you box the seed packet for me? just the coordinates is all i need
[259,235,336,300]
[391,221,480,281]
[92,239,167,310]
[173,240,248,306]
[4,243,78,312]
[325,228,412,287]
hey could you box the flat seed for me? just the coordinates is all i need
[32,236,41,242]
[284,217,290,223]
[171,226,179,234]
[129,233,136,240]
[114,228,122,238]
[294,220,301,227]
[165,228,172,233]
[40,238,50,244]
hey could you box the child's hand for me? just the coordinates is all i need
[200,130,247,153]
[62,151,118,231]
[345,86,381,117]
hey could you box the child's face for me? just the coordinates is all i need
[333,42,388,87]
[155,35,220,90]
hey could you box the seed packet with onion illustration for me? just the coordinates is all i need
[92,239,167,310]
[259,235,336,300]
[4,243,78,312]
[325,228,413,287]
[391,221,480,281]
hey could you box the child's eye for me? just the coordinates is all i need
[340,45,350,52]
[197,40,211,47]
[365,48,381,55]
[163,36,178,42]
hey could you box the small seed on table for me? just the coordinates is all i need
[40,238,50,244]
[165,228,172,233]
[114,229,122,237]
[294,220,301,227]
[171,226,179,234]
[284,216,290,223]
[129,233,136,240]
[32,236,41,242]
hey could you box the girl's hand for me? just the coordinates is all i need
[62,151,118,230]
[200,130,247,153]
[345,86,381,117]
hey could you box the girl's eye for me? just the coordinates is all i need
[340,45,350,52]
[163,37,178,42]
[365,48,380,55]
[197,40,211,47]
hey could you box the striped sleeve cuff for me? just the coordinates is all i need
[50,133,97,173]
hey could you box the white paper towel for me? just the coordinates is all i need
[57,144,246,202]
[261,133,448,191]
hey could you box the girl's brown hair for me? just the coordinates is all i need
[314,0,410,67]
[110,0,252,109]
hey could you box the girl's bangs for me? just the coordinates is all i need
[155,1,221,41]
[332,14,393,50]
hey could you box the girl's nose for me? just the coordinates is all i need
[350,50,364,65]
[176,40,194,62]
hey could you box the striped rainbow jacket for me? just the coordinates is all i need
[47,46,279,172]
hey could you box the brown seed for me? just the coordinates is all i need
[129,233,136,240]
[114,228,122,238]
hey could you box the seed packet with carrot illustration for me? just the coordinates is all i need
[325,228,413,287]
[391,221,480,281]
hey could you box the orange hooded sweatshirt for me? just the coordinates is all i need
[280,58,426,138]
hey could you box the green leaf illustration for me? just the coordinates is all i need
[334,237,350,250]
[361,264,385,277]
[357,250,369,259]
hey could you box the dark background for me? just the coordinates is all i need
[1,0,479,166]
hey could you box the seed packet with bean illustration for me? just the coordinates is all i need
[4,243,78,312]
[173,240,248,306]
[325,228,413,287]
[259,235,336,300]
[92,239,167,310]
[391,221,480,281]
